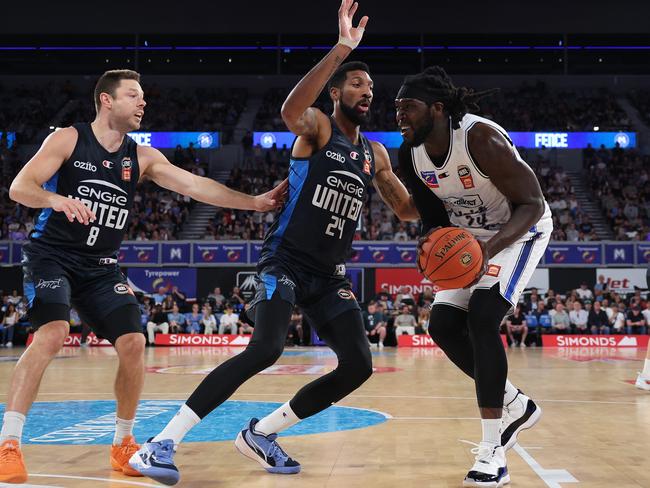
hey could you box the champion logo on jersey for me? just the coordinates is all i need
[420,171,439,188]
[439,171,449,179]
[102,160,114,169]
[458,165,475,189]
[349,151,359,160]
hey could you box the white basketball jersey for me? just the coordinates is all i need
[410,113,551,238]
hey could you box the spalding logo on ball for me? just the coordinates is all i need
[418,227,483,290]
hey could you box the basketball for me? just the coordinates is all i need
[418,227,483,289]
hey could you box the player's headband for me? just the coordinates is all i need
[395,84,437,105]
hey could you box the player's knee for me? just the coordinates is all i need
[115,332,146,357]
[428,305,465,343]
[32,321,69,356]
[467,286,510,335]
[249,341,284,369]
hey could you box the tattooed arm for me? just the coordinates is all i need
[371,141,420,221]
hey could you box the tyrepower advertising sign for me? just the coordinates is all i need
[155,334,251,347]
[543,335,649,348]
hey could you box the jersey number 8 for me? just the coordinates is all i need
[87,226,100,246]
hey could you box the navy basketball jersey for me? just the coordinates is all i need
[259,118,375,275]
[30,123,139,256]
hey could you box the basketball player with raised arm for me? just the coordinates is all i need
[395,67,552,487]
[130,1,419,485]
[0,70,286,484]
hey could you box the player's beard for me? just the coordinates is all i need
[340,100,371,127]
[406,114,435,147]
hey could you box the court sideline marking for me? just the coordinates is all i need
[29,473,161,487]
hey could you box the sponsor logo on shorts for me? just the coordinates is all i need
[36,278,63,289]
[73,160,97,172]
[114,283,134,295]
[279,275,296,289]
[337,289,355,300]
[486,264,501,277]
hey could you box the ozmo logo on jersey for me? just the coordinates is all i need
[73,160,97,172]
[326,151,346,164]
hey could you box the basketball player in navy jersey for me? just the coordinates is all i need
[395,67,552,487]
[130,1,419,485]
[0,70,286,484]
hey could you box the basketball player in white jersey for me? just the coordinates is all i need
[395,66,552,487]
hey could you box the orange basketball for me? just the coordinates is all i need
[418,227,483,290]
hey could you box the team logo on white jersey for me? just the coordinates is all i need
[420,171,439,188]
[458,165,475,189]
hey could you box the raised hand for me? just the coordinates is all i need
[338,0,369,50]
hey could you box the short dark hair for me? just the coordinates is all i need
[94,69,141,113]
[328,61,370,91]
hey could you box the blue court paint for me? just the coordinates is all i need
[0,400,388,445]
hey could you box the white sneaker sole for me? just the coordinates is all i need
[504,403,542,451]
[463,473,511,487]
[235,431,274,471]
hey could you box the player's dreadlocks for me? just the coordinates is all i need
[397,66,498,129]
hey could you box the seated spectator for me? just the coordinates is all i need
[394,305,417,336]
[152,286,167,305]
[506,305,528,347]
[575,282,594,301]
[287,307,304,346]
[185,303,202,334]
[200,305,217,334]
[146,304,169,345]
[167,303,186,334]
[374,285,394,311]
[588,301,610,335]
[610,305,626,333]
[239,304,255,335]
[161,295,175,315]
[416,307,429,335]
[229,287,246,312]
[1,303,18,347]
[363,300,387,348]
[594,275,608,296]
[551,303,571,333]
[207,286,227,312]
[395,286,416,309]
[627,307,647,335]
[219,305,240,334]
[170,286,186,310]
[569,301,589,334]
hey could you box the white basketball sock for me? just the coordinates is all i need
[642,359,650,378]
[503,379,519,406]
[254,402,300,436]
[0,411,26,445]
[481,418,502,447]
[152,404,200,446]
[113,417,135,445]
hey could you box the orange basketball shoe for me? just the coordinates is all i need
[0,439,28,483]
[111,435,143,477]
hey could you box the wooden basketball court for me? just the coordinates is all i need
[1,344,648,487]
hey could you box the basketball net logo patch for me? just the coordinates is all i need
[486,264,501,277]
[458,165,475,189]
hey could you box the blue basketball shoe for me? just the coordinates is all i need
[234,418,301,474]
[128,438,179,486]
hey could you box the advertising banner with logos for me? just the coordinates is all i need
[398,334,509,348]
[127,131,219,149]
[0,243,10,265]
[155,334,251,347]
[127,268,197,299]
[542,335,649,348]
[595,268,648,293]
[375,268,435,296]
[27,333,112,347]
[545,244,602,265]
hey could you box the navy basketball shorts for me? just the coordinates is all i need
[21,240,141,343]
[247,260,360,329]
